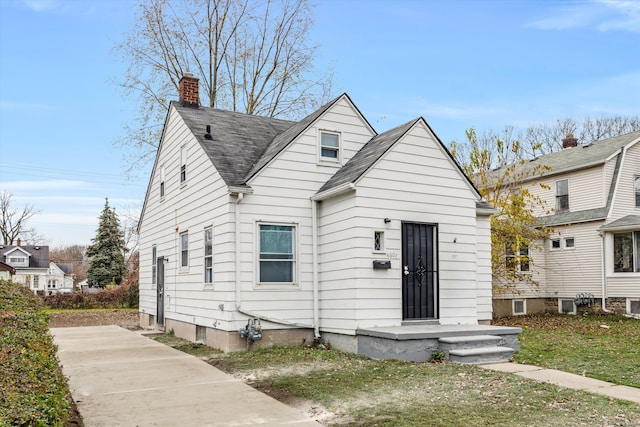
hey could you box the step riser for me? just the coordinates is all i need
[449,353,513,364]
[439,339,502,351]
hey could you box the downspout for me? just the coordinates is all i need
[600,232,612,313]
[311,199,320,338]
[233,192,314,329]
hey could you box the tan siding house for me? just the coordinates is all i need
[138,75,510,358]
[494,131,640,317]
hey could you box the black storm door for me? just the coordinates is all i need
[156,256,165,326]
[402,222,438,320]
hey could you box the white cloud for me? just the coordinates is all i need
[527,0,640,33]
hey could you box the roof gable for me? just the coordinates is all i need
[0,245,49,269]
[317,117,481,198]
[243,94,376,183]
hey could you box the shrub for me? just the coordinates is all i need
[0,280,71,426]
[43,282,139,310]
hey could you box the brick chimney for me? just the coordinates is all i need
[178,73,199,107]
[16,238,21,246]
[562,133,578,149]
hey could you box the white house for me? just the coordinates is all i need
[0,243,50,293]
[493,131,640,317]
[46,262,74,294]
[138,75,519,360]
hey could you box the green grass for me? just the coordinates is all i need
[0,280,71,426]
[156,336,640,426]
[154,333,222,358]
[495,314,640,388]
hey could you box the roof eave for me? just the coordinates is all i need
[311,183,356,201]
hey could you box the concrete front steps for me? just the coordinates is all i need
[439,335,514,364]
[355,324,521,363]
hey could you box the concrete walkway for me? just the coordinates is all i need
[481,362,640,404]
[51,326,322,427]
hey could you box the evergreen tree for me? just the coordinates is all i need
[86,199,127,288]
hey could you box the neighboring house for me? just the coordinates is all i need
[0,242,50,293]
[493,131,640,317]
[0,261,16,280]
[46,262,74,294]
[138,74,518,358]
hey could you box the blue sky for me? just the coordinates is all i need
[0,0,639,246]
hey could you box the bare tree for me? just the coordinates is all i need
[114,0,333,172]
[50,245,89,285]
[0,191,41,245]
[451,115,640,169]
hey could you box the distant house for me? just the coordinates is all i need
[493,131,640,317]
[0,261,15,280]
[138,75,520,361]
[0,242,50,293]
[46,262,74,294]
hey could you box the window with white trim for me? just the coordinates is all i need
[204,227,213,284]
[513,299,526,315]
[564,237,575,249]
[559,299,576,314]
[258,224,296,283]
[556,179,569,211]
[635,176,640,208]
[180,144,187,184]
[33,275,39,289]
[551,239,561,250]
[180,232,189,268]
[506,241,530,272]
[613,231,640,273]
[152,245,157,284]
[320,131,340,161]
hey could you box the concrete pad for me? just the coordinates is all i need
[591,385,640,405]
[480,362,543,373]
[52,326,322,427]
[518,368,616,390]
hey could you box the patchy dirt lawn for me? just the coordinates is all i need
[48,309,140,329]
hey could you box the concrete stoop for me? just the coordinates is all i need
[439,335,514,364]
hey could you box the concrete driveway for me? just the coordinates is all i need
[51,325,322,427]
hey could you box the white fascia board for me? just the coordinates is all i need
[311,183,356,201]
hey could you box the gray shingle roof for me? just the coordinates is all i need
[0,245,50,269]
[318,119,419,194]
[498,130,640,183]
[173,102,295,187]
[599,215,640,231]
[244,94,347,182]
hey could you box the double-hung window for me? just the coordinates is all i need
[506,241,530,273]
[259,224,296,283]
[556,179,569,211]
[180,145,187,184]
[180,232,189,267]
[320,131,340,161]
[204,227,213,284]
[613,231,640,273]
[635,176,640,208]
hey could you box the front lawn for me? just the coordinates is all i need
[155,335,640,426]
[494,313,640,388]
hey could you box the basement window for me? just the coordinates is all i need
[513,299,526,316]
[196,325,206,343]
[628,299,640,315]
[559,299,576,315]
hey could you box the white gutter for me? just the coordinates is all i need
[311,200,320,338]
[311,183,356,201]
[599,232,612,313]
[233,191,314,329]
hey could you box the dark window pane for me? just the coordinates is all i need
[614,233,634,272]
[260,261,293,282]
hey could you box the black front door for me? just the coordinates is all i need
[402,222,438,320]
[157,256,165,326]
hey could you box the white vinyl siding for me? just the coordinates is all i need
[138,106,236,330]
